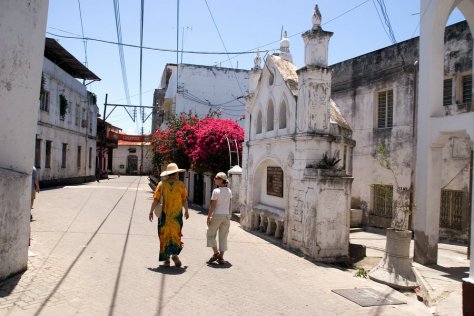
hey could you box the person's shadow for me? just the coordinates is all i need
[147,265,187,275]
[206,261,232,269]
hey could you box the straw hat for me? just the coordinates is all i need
[160,163,185,177]
[215,172,228,181]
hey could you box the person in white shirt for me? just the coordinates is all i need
[206,172,232,264]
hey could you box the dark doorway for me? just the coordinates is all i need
[127,155,138,174]
[193,173,204,205]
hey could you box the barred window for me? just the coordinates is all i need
[440,189,463,230]
[40,91,50,112]
[377,90,393,128]
[371,184,393,218]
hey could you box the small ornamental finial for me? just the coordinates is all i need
[312,4,322,30]
[254,49,261,70]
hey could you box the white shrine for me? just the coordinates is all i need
[239,5,355,262]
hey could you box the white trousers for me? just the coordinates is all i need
[206,214,231,252]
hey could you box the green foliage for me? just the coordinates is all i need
[354,268,368,278]
[314,151,341,169]
[89,92,97,105]
[59,94,68,118]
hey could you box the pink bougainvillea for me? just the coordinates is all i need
[151,113,243,173]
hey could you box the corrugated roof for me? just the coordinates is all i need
[44,38,100,81]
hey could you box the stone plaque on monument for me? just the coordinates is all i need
[267,167,283,197]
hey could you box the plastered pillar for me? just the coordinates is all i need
[0,0,49,280]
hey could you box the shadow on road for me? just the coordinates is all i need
[147,266,188,275]
[206,262,232,269]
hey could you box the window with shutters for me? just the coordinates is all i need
[35,139,41,168]
[443,78,453,106]
[61,143,67,168]
[45,141,52,168]
[462,75,472,105]
[377,90,393,128]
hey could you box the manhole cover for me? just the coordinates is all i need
[331,288,406,307]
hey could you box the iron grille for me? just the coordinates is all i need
[440,189,463,230]
[371,184,393,218]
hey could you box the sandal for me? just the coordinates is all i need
[217,254,225,265]
[207,253,220,264]
[171,255,182,267]
[163,259,171,267]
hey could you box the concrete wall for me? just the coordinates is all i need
[0,0,49,280]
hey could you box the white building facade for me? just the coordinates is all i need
[35,38,100,186]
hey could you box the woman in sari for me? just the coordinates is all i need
[149,163,189,267]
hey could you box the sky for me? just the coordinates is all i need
[45,0,465,135]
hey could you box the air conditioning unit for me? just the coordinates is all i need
[81,119,88,128]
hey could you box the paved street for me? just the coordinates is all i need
[0,176,431,316]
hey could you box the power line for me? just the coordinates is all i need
[214,0,371,66]
[203,0,245,97]
[46,31,262,56]
[112,0,134,121]
[76,0,88,66]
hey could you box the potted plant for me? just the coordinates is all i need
[309,150,345,177]
[368,144,418,290]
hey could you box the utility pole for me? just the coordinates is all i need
[140,126,144,175]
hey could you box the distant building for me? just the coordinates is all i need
[152,63,249,131]
[35,38,100,187]
[96,118,121,178]
[112,140,153,175]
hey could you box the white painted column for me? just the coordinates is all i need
[0,0,49,280]
[414,0,447,265]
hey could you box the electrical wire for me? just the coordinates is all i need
[112,0,134,122]
[203,0,245,98]
[77,0,88,67]
[139,0,145,123]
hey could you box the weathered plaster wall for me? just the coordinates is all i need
[0,0,49,280]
